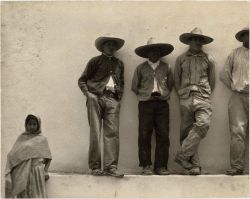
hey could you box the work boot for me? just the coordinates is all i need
[174,152,193,170]
[104,168,124,178]
[188,167,201,175]
[142,166,154,175]
[226,168,243,176]
[155,167,170,175]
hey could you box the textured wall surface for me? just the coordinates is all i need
[1,2,249,186]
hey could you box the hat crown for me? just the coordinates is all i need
[241,26,249,31]
[190,27,203,35]
[147,37,156,45]
[95,36,124,52]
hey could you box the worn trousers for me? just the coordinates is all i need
[86,93,120,170]
[138,100,170,169]
[179,94,212,167]
[228,92,249,171]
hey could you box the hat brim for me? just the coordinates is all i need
[235,29,249,42]
[135,43,174,58]
[179,33,213,45]
[95,37,125,52]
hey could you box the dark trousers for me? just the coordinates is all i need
[138,100,170,169]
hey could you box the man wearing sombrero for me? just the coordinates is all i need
[174,27,215,175]
[78,36,125,178]
[220,27,249,175]
[131,38,174,175]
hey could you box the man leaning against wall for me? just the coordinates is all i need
[174,27,215,175]
[78,36,125,178]
[220,27,249,176]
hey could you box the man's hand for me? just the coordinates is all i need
[85,91,96,99]
[45,171,50,181]
[190,85,199,92]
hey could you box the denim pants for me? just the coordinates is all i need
[228,92,249,171]
[179,94,212,167]
[86,93,120,170]
[138,100,170,169]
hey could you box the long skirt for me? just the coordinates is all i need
[14,158,47,198]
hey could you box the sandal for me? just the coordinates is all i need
[91,169,104,176]
[174,152,193,170]
[188,167,201,175]
[226,168,243,176]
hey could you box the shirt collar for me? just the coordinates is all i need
[186,50,206,57]
[241,45,249,51]
[102,53,114,59]
[147,60,160,67]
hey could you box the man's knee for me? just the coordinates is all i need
[230,123,246,140]
[193,122,210,138]
[156,133,170,145]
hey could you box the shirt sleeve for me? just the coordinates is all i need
[219,51,234,89]
[207,55,216,91]
[116,60,125,99]
[131,66,141,95]
[174,56,182,92]
[78,58,96,95]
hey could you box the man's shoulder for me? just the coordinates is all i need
[202,51,215,63]
[234,46,244,51]
[231,46,246,54]
[113,57,124,66]
[86,55,102,66]
[89,55,102,62]
[176,51,188,60]
[223,48,238,61]
[159,61,169,66]
[159,61,170,70]
[136,61,148,70]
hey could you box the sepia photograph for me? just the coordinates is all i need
[1,1,249,198]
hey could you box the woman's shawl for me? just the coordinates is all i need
[5,114,52,197]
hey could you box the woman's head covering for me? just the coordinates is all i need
[25,114,41,134]
[5,114,52,175]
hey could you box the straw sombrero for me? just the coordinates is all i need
[135,37,174,58]
[235,27,249,42]
[179,27,213,45]
[95,36,125,52]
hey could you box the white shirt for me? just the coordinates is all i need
[221,46,249,92]
[106,76,115,88]
[148,60,161,93]
[230,46,249,91]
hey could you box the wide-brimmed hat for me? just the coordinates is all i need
[135,37,174,58]
[235,27,249,42]
[179,27,213,45]
[95,36,124,52]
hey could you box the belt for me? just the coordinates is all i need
[150,91,162,100]
[103,89,117,99]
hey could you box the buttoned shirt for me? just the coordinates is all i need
[131,61,173,101]
[174,50,215,99]
[78,54,124,99]
[220,46,249,93]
